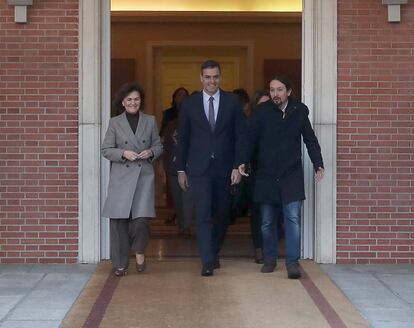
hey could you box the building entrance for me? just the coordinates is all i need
[106,8,302,260]
[77,0,337,264]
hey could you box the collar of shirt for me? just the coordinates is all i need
[202,89,220,121]
[279,101,289,112]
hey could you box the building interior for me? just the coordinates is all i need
[109,0,302,257]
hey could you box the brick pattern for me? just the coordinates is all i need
[0,1,79,263]
[337,1,414,263]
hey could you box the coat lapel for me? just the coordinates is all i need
[135,112,148,141]
[196,92,211,131]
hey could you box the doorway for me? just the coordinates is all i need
[108,9,301,259]
[78,0,337,264]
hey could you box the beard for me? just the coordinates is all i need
[272,97,282,105]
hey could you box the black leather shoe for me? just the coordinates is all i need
[214,258,220,269]
[286,263,301,279]
[201,263,214,277]
[261,261,277,273]
[113,267,128,277]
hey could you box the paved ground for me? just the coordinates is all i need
[322,264,414,328]
[0,264,96,328]
[0,262,413,327]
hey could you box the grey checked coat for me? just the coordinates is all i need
[101,111,163,219]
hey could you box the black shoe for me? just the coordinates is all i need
[113,267,128,277]
[201,263,214,277]
[254,248,264,264]
[286,263,301,279]
[214,258,221,269]
[261,261,277,273]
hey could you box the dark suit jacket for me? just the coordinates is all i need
[243,98,324,204]
[176,90,246,177]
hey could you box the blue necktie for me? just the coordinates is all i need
[208,96,215,131]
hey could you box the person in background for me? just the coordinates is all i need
[160,87,189,136]
[239,76,324,279]
[101,82,163,277]
[160,87,190,225]
[230,89,251,223]
[245,89,271,264]
[176,60,246,276]
[162,111,194,239]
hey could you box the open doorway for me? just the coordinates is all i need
[106,8,303,259]
[80,0,336,264]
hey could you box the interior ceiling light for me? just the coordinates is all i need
[111,0,302,12]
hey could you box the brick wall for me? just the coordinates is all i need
[0,1,79,263]
[337,0,414,263]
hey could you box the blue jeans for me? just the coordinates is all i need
[260,201,302,264]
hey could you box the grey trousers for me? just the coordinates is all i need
[168,175,194,230]
[110,217,150,269]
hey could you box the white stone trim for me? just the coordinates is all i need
[302,0,337,263]
[78,0,109,263]
[100,0,112,260]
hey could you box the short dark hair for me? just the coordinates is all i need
[112,82,145,114]
[232,88,250,106]
[200,60,221,74]
[270,75,293,92]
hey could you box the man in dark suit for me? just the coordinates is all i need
[239,75,324,279]
[176,60,246,276]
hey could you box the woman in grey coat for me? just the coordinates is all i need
[101,82,163,276]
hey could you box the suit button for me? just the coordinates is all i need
[125,141,128,144]
[126,164,129,168]
[276,178,279,182]
[142,140,146,143]
[138,164,142,167]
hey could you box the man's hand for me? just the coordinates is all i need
[231,169,241,185]
[315,167,325,182]
[238,164,249,177]
[178,172,189,191]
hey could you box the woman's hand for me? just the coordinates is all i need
[123,150,140,161]
[136,149,154,160]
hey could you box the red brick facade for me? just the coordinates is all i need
[0,1,413,264]
[337,0,414,264]
[0,1,79,263]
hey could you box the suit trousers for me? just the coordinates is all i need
[110,217,150,269]
[190,160,232,265]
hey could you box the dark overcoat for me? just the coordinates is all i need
[101,112,163,218]
[243,98,324,204]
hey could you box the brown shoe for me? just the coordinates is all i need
[114,268,128,277]
[136,257,146,273]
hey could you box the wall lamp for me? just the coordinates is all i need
[382,0,408,22]
[7,0,33,24]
